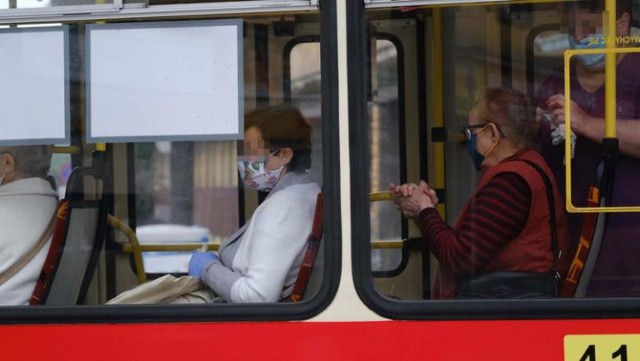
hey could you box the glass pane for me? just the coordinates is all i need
[50,152,72,198]
[148,0,307,4]
[364,0,640,303]
[0,10,324,308]
[290,42,322,184]
[121,16,323,303]
[370,39,402,274]
[0,0,114,9]
[533,1,640,298]
[133,141,239,274]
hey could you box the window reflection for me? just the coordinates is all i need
[370,39,402,274]
[364,1,640,303]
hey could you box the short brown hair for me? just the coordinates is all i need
[244,103,312,172]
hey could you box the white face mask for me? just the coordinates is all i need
[237,154,284,192]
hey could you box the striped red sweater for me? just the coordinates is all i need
[418,172,531,277]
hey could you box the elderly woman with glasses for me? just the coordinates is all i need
[0,145,58,305]
[390,87,570,299]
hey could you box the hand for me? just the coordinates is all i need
[420,181,439,205]
[546,94,593,135]
[188,251,219,278]
[536,107,557,130]
[389,180,437,219]
[389,182,419,197]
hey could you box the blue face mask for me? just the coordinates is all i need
[569,34,606,70]
[467,133,485,171]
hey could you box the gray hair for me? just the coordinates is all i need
[0,145,53,178]
[471,87,539,149]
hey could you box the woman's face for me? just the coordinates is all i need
[467,110,496,159]
[571,10,604,42]
[243,126,288,172]
[569,8,630,42]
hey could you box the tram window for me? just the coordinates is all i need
[108,15,328,306]
[0,3,336,321]
[0,0,47,9]
[147,0,316,5]
[0,0,115,9]
[51,151,72,198]
[353,1,640,318]
[132,141,239,276]
[369,39,403,275]
[531,31,569,94]
[289,41,322,184]
[531,1,640,298]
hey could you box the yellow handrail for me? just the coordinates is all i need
[432,8,446,219]
[107,215,146,283]
[52,146,81,154]
[371,240,403,249]
[108,215,221,283]
[121,243,219,252]
[564,47,640,212]
[370,191,392,202]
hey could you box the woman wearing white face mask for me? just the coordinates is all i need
[0,145,58,305]
[188,103,320,303]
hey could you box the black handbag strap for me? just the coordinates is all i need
[517,159,561,278]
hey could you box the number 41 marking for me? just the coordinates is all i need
[580,344,627,361]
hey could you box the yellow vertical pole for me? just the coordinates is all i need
[432,8,446,217]
[604,0,617,138]
[564,51,573,207]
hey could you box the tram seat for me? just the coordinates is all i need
[29,167,110,305]
[284,192,324,302]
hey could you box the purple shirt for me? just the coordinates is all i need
[537,53,640,296]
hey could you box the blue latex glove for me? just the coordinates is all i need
[188,251,219,278]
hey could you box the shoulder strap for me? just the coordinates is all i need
[516,159,561,275]
[0,207,58,287]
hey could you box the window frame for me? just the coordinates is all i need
[0,0,339,324]
[0,1,318,25]
[349,0,640,320]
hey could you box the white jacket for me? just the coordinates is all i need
[202,172,320,302]
[0,178,58,305]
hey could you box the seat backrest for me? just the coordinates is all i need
[30,167,110,305]
[29,199,70,305]
[286,192,323,302]
[560,186,600,297]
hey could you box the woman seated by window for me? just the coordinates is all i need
[188,103,320,303]
[0,146,57,305]
[390,88,570,299]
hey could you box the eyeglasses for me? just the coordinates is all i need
[461,124,487,141]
